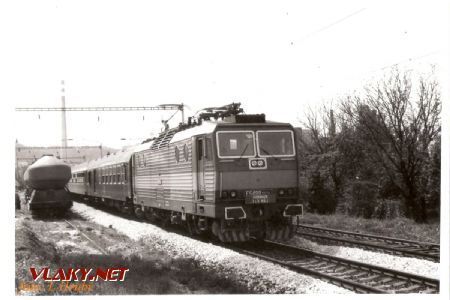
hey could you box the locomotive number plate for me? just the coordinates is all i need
[245,190,274,204]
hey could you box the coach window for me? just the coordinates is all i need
[124,165,128,183]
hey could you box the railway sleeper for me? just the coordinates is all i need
[394,285,424,293]
[265,223,295,241]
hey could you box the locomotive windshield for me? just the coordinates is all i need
[257,130,295,157]
[217,131,255,158]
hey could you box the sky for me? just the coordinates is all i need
[2,0,449,149]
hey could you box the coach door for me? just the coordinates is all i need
[196,137,206,200]
[93,169,97,193]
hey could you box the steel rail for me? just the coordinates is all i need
[296,224,439,262]
[70,198,439,293]
[63,219,108,255]
[234,240,439,294]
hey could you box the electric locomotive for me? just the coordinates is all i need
[69,103,303,242]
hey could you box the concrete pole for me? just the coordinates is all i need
[180,103,185,124]
[61,80,68,160]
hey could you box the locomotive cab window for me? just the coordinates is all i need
[216,131,255,158]
[256,130,295,157]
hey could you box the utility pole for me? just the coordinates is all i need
[61,80,68,160]
[181,102,185,124]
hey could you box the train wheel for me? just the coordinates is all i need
[186,215,201,235]
[134,206,144,219]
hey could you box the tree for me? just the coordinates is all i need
[340,68,441,222]
[425,134,440,218]
[299,104,343,212]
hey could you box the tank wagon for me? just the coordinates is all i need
[24,155,72,213]
[68,103,303,242]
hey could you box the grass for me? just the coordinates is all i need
[15,212,251,295]
[299,213,440,244]
[51,252,251,295]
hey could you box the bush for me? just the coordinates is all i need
[308,172,336,214]
[372,199,402,219]
[349,180,378,218]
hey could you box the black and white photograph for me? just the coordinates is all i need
[4,0,449,296]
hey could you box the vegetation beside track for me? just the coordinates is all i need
[15,196,251,295]
[299,213,439,244]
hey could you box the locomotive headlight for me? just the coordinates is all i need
[251,160,257,167]
[221,191,228,199]
[278,189,285,196]
[230,191,237,198]
[257,160,264,167]
[287,188,294,195]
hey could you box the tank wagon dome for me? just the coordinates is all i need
[24,155,71,190]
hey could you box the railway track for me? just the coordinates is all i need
[234,240,439,294]
[69,201,439,293]
[63,219,109,255]
[296,224,440,262]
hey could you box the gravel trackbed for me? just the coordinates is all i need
[72,202,350,294]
